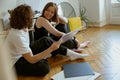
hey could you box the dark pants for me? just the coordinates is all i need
[15,36,67,76]
[15,58,49,76]
[50,23,77,49]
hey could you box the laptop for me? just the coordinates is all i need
[63,62,95,78]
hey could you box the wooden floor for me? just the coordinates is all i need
[17,25,120,80]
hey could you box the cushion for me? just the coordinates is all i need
[68,17,82,31]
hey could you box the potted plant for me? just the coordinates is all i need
[79,6,89,29]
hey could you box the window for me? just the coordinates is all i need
[111,0,120,3]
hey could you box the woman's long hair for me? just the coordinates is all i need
[41,2,59,23]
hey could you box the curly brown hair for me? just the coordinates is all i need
[41,2,59,23]
[10,4,34,29]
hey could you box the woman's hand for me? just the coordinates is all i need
[49,39,62,51]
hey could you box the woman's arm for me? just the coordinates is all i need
[36,17,65,37]
[22,40,62,64]
[58,16,68,24]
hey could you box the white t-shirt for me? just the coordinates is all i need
[4,28,32,68]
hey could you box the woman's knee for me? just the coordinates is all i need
[37,59,50,76]
[40,64,50,76]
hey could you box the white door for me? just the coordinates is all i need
[109,0,120,24]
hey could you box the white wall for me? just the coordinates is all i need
[16,0,80,16]
[0,0,16,30]
[0,0,16,18]
[79,0,107,27]
[17,0,61,13]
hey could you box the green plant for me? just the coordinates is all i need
[79,6,89,23]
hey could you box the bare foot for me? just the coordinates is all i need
[80,41,90,48]
[72,48,84,53]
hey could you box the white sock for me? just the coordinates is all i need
[67,49,89,60]
[80,41,90,48]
